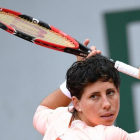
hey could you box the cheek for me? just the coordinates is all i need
[114,94,120,111]
[80,100,98,114]
[117,99,120,110]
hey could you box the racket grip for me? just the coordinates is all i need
[114,61,140,79]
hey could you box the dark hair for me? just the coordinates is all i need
[66,54,121,100]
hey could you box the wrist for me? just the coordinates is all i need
[60,81,71,99]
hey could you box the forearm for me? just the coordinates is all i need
[40,88,71,109]
[40,39,100,109]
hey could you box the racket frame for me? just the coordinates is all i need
[0,8,90,57]
[0,8,139,79]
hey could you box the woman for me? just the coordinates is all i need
[33,39,140,140]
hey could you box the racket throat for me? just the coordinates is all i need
[64,48,88,57]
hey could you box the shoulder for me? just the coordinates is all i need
[64,123,128,139]
[34,105,73,119]
[95,125,128,139]
[33,105,73,135]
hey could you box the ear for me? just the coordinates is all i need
[72,96,80,111]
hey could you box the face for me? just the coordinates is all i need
[72,80,120,127]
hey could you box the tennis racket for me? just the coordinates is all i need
[0,8,139,79]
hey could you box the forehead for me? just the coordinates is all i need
[83,80,116,94]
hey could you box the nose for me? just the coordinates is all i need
[102,96,111,110]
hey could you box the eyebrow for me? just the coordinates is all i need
[89,91,100,95]
[106,88,116,91]
[89,88,116,95]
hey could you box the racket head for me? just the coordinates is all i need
[0,8,81,53]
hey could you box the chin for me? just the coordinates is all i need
[102,121,114,126]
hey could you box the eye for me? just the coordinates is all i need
[107,90,114,96]
[90,94,98,99]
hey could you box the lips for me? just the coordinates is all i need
[101,113,113,117]
[100,113,114,120]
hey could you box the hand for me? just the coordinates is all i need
[77,39,101,61]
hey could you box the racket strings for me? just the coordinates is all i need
[0,11,76,47]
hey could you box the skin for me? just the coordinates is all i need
[40,39,139,129]
[41,39,101,109]
[72,80,120,127]
[77,39,101,61]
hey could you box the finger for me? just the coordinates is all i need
[86,50,97,58]
[97,50,101,54]
[90,46,97,51]
[90,46,101,54]
[86,47,101,58]
[83,39,90,46]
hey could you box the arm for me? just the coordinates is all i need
[105,125,140,140]
[40,39,101,109]
[40,88,71,109]
[34,39,101,134]
[129,131,140,140]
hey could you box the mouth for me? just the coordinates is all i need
[100,113,114,120]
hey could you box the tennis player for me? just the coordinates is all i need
[33,39,140,140]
